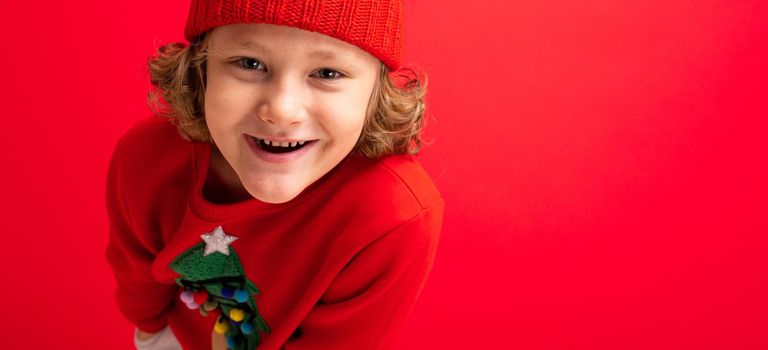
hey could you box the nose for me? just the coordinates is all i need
[256,75,308,128]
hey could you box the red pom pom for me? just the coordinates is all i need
[193,290,209,305]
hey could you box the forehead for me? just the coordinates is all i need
[208,23,373,63]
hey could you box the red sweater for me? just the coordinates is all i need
[105,116,445,350]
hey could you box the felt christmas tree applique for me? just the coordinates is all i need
[170,225,271,350]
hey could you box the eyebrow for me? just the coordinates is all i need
[230,39,268,52]
[225,39,356,62]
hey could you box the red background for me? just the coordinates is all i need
[1,0,766,349]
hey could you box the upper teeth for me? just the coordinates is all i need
[255,137,307,147]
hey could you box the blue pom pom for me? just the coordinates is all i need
[240,322,254,335]
[221,287,234,299]
[226,335,238,348]
[234,289,249,303]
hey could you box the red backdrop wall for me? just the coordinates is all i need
[1,0,766,349]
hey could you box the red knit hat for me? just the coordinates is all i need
[184,0,404,70]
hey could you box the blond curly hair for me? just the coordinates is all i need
[146,31,429,158]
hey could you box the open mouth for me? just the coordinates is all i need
[251,136,316,154]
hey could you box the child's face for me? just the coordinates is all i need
[204,23,380,204]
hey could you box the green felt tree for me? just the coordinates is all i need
[169,226,271,350]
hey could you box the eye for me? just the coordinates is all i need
[313,68,344,80]
[234,57,266,71]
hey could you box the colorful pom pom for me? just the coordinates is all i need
[193,290,209,305]
[226,334,237,348]
[180,290,194,304]
[203,299,219,311]
[214,318,229,334]
[221,287,234,299]
[185,300,200,310]
[240,322,254,335]
[199,308,209,317]
[229,308,245,322]
[234,289,249,303]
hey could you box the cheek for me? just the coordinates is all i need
[318,98,368,140]
[205,85,240,113]
[204,86,250,132]
[333,84,374,125]
[204,66,249,115]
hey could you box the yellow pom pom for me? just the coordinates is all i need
[214,318,229,334]
[229,308,245,322]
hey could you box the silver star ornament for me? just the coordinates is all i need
[201,225,238,256]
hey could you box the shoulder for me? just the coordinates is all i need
[114,115,189,159]
[108,115,197,217]
[320,154,446,283]
[373,154,443,211]
[333,153,444,232]
[111,115,193,176]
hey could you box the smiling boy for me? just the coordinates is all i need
[106,1,445,350]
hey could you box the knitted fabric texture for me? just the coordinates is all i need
[170,242,270,350]
[184,0,404,70]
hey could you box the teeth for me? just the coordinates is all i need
[255,137,309,147]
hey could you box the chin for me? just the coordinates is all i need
[248,186,304,204]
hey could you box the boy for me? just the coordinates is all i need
[106,1,445,349]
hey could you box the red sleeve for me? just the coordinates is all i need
[104,138,178,333]
[284,199,445,350]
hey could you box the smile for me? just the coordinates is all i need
[253,137,309,153]
[245,135,317,164]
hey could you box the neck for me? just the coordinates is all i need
[203,146,253,204]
